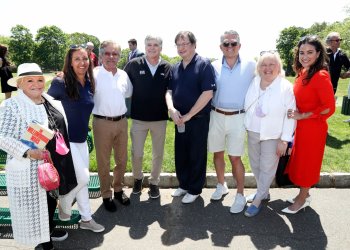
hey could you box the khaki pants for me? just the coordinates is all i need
[93,117,128,199]
[131,119,167,185]
[247,131,279,201]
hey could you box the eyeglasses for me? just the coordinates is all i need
[70,44,87,49]
[260,50,277,56]
[222,42,238,48]
[104,51,120,57]
[175,42,191,48]
[330,39,342,42]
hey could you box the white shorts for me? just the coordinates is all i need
[208,110,246,156]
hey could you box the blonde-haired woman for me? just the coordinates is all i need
[244,51,296,217]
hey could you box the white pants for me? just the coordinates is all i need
[247,131,279,201]
[59,141,92,221]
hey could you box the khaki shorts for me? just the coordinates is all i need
[208,110,246,156]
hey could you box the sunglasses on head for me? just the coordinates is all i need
[260,50,277,56]
[222,42,238,47]
[70,44,87,49]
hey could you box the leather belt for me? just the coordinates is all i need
[211,107,245,115]
[93,114,126,121]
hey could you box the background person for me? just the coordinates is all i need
[0,63,77,249]
[125,38,145,118]
[48,45,105,232]
[325,32,350,94]
[124,35,171,199]
[166,31,216,204]
[243,51,295,217]
[86,42,99,67]
[209,30,255,214]
[283,35,335,214]
[0,45,17,99]
[127,38,145,62]
[92,40,133,212]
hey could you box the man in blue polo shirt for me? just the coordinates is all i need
[208,30,256,214]
[166,31,216,204]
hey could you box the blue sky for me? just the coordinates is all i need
[1,0,349,59]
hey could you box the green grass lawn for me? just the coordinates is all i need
[1,76,349,173]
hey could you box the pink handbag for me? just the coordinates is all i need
[38,151,60,191]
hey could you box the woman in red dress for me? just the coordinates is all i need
[283,35,335,214]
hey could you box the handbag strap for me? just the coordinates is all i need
[245,90,266,113]
[42,150,54,164]
[43,100,58,132]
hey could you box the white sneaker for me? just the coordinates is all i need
[230,193,247,214]
[171,187,188,197]
[181,193,199,204]
[211,182,229,200]
[80,219,105,233]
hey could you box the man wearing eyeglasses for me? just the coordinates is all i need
[92,40,133,212]
[124,35,171,200]
[325,32,350,94]
[166,31,216,204]
[209,30,256,214]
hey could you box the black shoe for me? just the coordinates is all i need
[148,184,160,199]
[103,198,117,212]
[114,191,131,206]
[51,229,68,242]
[132,178,143,194]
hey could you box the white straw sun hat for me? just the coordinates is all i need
[8,63,46,87]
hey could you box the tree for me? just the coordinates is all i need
[118,48,130,69]
[9,25,35,66]
[276,26,307,76]
[68,32,100,57]
[0,36,10,46]
[161,54,181,65]
[33,25,67,71]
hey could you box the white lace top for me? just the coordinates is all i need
[0,90,50,246]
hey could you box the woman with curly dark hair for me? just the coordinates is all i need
[283,35,335,214]
[0,45,17,99]
[48,45,104,232]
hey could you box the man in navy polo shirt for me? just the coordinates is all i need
[166,31,216,204]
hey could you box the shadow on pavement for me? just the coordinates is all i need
[0,193,328,249]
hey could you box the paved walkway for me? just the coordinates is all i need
[1,187,349,250]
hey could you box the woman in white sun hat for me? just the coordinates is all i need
[0,63,77,249]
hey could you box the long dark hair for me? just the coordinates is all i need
[293,35,329,85]
[0,45,10,68]
[62,47,95,100]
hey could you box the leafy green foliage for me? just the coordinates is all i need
[118,48,130,69]
[9,25,35,66]
[276,26,307,76]
[67,32,100,57]
[33,25,68,71]
[0,36,10,46]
